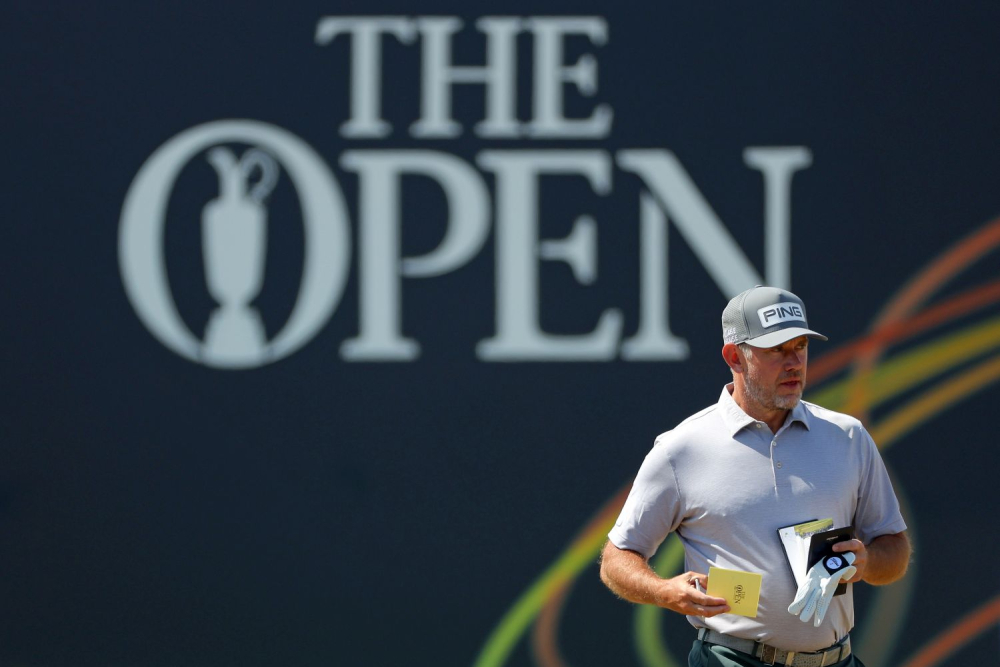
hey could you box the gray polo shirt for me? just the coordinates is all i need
[608,384,907,652]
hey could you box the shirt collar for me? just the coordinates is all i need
[789,399,812,431]
[718,384,812,436]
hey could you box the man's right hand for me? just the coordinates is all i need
[659,571,730,617]
[599,542,730,617]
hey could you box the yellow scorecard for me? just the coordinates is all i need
[706,567,763,618]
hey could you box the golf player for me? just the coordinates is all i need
[600,286,910,667]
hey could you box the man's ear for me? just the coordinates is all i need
[722,343,744,373]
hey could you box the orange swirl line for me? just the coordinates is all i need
[531,486,630,667]
[897,594,1000,667]
[532,579,571,667]
[847,216,1000,419]
[873,217,1000,328]
[808,278,1000,385]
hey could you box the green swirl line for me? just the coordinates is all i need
[808,315,1000,414]
[470,519,613,667]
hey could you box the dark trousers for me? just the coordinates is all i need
[688,640,866,667]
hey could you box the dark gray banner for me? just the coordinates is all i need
[4,3,999,666]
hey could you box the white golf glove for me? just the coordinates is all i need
[787,552,857,627]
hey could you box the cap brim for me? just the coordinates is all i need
[745,327,828,348]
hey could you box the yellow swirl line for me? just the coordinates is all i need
[807,315,1000,416]
[870,351,1000,447]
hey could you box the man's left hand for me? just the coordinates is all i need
[832,539,866,583]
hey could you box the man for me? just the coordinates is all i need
[599,286,910,667]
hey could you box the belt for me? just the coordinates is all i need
[697,628,851,667]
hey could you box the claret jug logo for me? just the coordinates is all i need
[119,121,351,368]
[120,15,813,369]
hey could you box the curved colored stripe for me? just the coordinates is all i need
[808,279,1000,385]
[816,350,1000,663]
[802,341,1000,662]
[532,580,570,667]
[847,217,1000,419]
[853,459,918,666]
[471,487,629,667]
[870,351,1000,448]
[896,594,1000,667]
[812,220,1000,662]
[872,217,1000,328]
[841,218,1000,660]
[530,491,635,667]
[808,315,1000,414]
[634,536,685,667]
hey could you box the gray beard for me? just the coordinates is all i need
[743,368,803,412]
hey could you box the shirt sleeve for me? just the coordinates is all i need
[853,425,908,544]
[607,435,684,559]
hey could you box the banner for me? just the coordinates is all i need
[5,4,999,666]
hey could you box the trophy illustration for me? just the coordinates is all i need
[201,147,278,367]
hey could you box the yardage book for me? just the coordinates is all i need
[706,567,762,618]
[777,519,854,596]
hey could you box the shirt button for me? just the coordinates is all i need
[756,423,762,429]
[776,461,783,468]
[771,440,777,447]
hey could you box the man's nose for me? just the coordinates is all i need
[784,350,805,368]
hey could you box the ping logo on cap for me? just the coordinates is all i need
[757,302,805,328]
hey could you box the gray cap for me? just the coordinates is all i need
[722,286,828,348]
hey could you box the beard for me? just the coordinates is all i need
[743,363,805,412]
